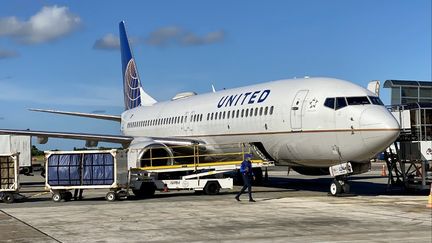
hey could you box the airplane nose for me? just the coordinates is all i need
[359,107,400,152]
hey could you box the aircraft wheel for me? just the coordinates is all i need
[3,193,15,204]
[105,191,117,202]
[330,180,342,196]
[52,192,62,202]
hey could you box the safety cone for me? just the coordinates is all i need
[427,185,432,209]
[381,164,387,177]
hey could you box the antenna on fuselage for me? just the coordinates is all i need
[211,84,216,93]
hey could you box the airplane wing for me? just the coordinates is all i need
[29,109,121,122]
[0,128,132,146]
[0,129,203,148]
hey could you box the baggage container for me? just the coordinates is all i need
[45,149,129,202]
[0,153,19,203]
[0,135,31,173]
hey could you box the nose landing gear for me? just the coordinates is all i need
[329,162,353,196]
[330,177,351,196]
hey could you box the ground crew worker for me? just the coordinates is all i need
[235,153,256,202]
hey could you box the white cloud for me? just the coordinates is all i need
[146,26,225,47]
[0,5,81,44]
[0,48,19,59]
[94,26,225,51]
[93,33,120,50]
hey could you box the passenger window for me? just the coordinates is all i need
[336,97,347,110]
[245,108,249,117]
[324,98,335,109]
[223,111,226,119]
[241,109,244,117]
[369,96,384,106]
[270,106,274,115]
[264,106,268,115]
[254,107,258,116]
[346,96,370,105]
[236,110,239,118]
[259,107,263,116]
[211,113,214,120]
[227,111,230,118]
[249,109,253,117]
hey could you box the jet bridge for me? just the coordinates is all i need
[384,103,432,191]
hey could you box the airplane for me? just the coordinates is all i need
[0,21,400,196]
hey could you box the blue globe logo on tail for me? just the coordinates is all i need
[124,58,142,110]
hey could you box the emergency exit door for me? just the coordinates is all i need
[290,90,309,130]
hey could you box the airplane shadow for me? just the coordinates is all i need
[259,176,428,196]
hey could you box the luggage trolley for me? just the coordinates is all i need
[0,153,19,203]
[45,149,129,202]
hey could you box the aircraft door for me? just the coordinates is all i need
[290,90,309,130]
[181,112,189,133]
[186,111,195,135]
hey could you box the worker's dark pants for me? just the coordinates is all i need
[236,174,253,200]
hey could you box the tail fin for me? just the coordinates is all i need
[119,21,157,110]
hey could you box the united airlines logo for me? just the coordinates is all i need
[124,59,142,109]
[217,89,270,108]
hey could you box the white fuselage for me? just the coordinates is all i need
[120,77,399,167]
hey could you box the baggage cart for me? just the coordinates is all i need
[45,149,129,202]
[0,153,19,203]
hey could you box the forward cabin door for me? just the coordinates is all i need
[290,90,309,130]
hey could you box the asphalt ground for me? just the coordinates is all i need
[0,165,431,243]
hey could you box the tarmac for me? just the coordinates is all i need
[0,166,431,243]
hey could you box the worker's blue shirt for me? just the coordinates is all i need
[240,160,254,176]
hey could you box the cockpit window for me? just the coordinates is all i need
[336,97,347,110]
[346,96,370,105]
[324,98,335,109]
[369,96,384,106]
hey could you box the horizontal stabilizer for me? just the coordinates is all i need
[29,109,121,122]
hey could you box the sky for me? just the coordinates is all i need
[0,0,431,150]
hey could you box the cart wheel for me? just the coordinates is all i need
[133,183,156,198]
[52,192,62,202]
[204,181,220,195]
[3,193,15,204]
[63,191,73,201]
[330,180,342,196]
[105,191,116,202]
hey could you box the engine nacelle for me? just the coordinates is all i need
[85,140,98,148]
[37,136,48,144]
[128,138,174,168]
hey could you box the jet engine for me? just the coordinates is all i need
[128,138,175,168]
